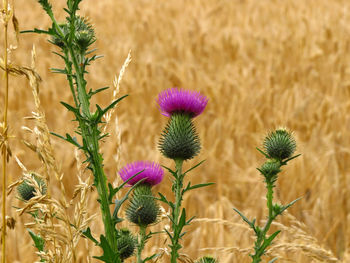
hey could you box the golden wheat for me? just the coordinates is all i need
[1,0,350,262]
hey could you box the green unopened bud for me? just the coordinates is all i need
[17,174,47,201]
[117,228,136,260]
[50,23,69,48]
[74,17,95,52]
[260,159,281,178]
[159,113,201,161]
[126,184,159,227]
[195,256,218,263]
[263,129,296,160]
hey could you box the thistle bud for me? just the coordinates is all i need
[195,256,218,263]
[17,174,47,201]
[260,159,281,178]
[117,228,136,260]
[51,23,69,48]
[74,17,95,52]
[263,129,296,160]
[126,184,159,227]
[159,113,201,160]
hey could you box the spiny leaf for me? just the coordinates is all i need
[233,207,253,227]
[183,182,214,193]
[27,229,45,251]
[82,227,98,245]
[60,101,79,114]
[183,159,206,175]
[93,235,119,263]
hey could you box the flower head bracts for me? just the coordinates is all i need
[157,88,208,118]
[119,161,164,186]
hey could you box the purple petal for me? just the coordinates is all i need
[157,88,208,118]
[119,161,164,186]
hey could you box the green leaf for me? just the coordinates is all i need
[183,159,206,175]
[60,101,79,114]
[281,154,301,165]
[279,197,302,215]
[143,253,160,262]
[256,147,270,158]
[261,230,281,251]
[50,132,82,148]
[51,68,67,74]
[82,227,98,245]
[178,208,187,231]
[27,229,45,251]
[112,178,145,224]
[161,165,177,176]
[268,257,279,263]
[93,235,120,263]
[233,207,253,227]
[108,170,145,203]
[88,86,109,98]
[183,182,214,193]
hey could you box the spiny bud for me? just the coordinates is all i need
[50,23,69,48]
[195,256,218,263]
[126,184,159,227]
[159,113,201,161]
[17,174,47,201]
[260,159,281,178]
[263,129,296,160]
[74,17,95,52]
[117,228,136,260]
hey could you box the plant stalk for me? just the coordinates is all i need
[137,226,147,263]
[170,158,184,263]
[251,181,275,263]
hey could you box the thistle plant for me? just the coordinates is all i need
[23,0,137,262]
[157,88,213,262]
[119,161,164,263]
[233,129,301,263]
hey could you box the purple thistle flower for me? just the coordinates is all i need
[119,161,164,186]
[157,88,208,118]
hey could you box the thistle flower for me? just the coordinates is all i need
[263,128,296,160]
[119,161,164,186]
[157,88,208,118]
[117,228,137,260]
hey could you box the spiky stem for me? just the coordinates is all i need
[170,158,184,263]
[137,226,147,263]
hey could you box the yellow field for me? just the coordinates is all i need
[1,0,350,262]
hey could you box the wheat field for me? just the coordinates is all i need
[1,0,350,262]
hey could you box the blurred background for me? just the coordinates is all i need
[1,0,350,262]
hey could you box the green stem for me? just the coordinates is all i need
[170,159,184,263]
[69,41,118,257]
[63,49,78,107]
[251,181,275,263]
[68,45,90,117]
[137,226,147,263]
